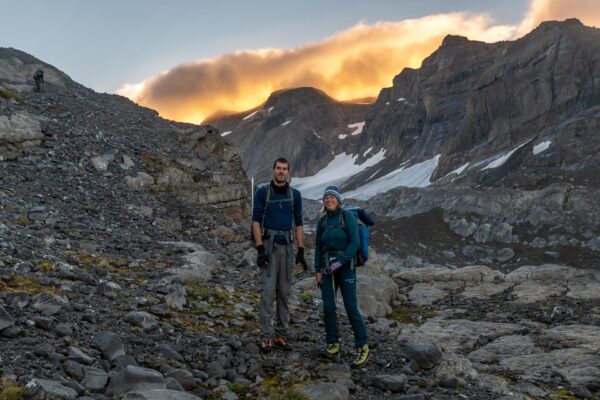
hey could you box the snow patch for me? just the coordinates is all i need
[345,155,441,200]
[243,110,258,120]
[312,131,322,139]
[338,134,348,139]
[385,102,390,105]
[533,140,552,155]
[267,106,274,113]
[482,142,529,170]
[397,97,406,102]
[450,162,469,176]
[348,121,365,136]
[220,131,232,137]
[363,147,373,157]
[281,120,291,126]
[293,150,386,199]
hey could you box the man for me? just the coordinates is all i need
[33,69,44,93]
[252,157,306,353]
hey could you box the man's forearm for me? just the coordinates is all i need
[252,221,263,246]
[295,225,304,248]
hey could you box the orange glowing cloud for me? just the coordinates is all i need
[118,0,599,124]
[518,0,600,35]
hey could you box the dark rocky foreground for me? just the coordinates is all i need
[2,48,600,400]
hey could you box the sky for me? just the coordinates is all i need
[2,0,599,123]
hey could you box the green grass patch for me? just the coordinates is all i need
[38,260,54,273]
[185,283,229,304]
[226,382,249,395]
[256,376,310,400]
[548,388,579,400]
[0,274,61,295]
[387,304,438,325]
[0,88,24,104]
[165,284,260,335]
[299,291,313,303]
[14,217,29,226]
[0,383,25,400]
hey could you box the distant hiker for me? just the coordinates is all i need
[315,185,369,368]
[252,157,306,353]
[33,69,44,92]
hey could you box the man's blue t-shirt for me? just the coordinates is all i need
[252,182,303,234]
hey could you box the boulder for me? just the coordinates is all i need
[106,366,165,397]
[402,343,442,370]
[25,378,78,400]
[0,113,43,157]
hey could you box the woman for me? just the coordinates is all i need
[314,185,369,368]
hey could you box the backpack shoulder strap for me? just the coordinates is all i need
[288,186,295,215]
[260,185,272,230]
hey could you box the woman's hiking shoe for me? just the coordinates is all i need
[351,344,370,368]
[325,343,340,357]
[274,337,291,350]
[260,339,273,353]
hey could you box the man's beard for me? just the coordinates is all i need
[274,174,287,183]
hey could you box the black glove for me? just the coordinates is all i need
[295,247,307,270]
[256,245,268,268]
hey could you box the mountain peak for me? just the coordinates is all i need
[536,18,584,30]
[527,18,589,39]
[265,86,335,109]
[440,35,470,47]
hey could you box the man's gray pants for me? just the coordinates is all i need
[259,241,293,340]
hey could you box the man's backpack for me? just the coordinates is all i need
[320,206,372,267]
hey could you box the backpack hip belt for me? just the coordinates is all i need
[263,228,293,244]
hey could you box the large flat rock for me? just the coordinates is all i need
[499,348,600,387]
[468,335,541,364]
[399,319,525,353]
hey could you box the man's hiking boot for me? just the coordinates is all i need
[325,342,340,357]
[351,344,370,368]
[260,339,273,353]
[274,336,291,350]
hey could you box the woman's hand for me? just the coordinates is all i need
[315,272,322,288]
